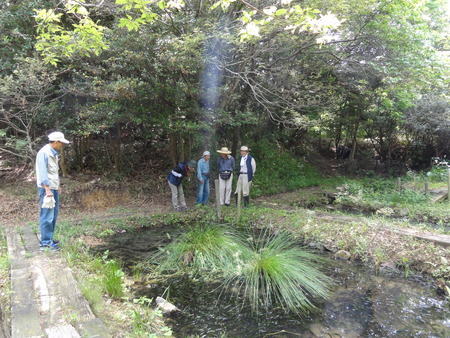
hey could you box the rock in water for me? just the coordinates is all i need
[334,250,351,260]
[156,296,179,314]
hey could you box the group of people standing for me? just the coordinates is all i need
[167,146,256,211]
[34,130,257,252]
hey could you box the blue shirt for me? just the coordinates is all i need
[36,144,58,187]
[197,158,210,180]
[218,155,235,172]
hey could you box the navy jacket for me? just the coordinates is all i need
[168,162,190,186]
[237,155,255,182]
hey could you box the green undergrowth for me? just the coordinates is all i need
[249,140,322,197]
[331,177,450,225]
[61,236,172,336]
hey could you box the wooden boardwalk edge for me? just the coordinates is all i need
[6,226,110,338]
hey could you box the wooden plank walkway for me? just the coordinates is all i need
[5,225,110,338]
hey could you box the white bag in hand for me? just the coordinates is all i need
[42,196,56,209]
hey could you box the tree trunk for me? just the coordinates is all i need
[60,147,69,177]
[231,125,240,158]
[350,122,359,161]
[169,133,177,166]
[178,134,185,163]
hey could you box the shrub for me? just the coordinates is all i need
[249,140,322,197]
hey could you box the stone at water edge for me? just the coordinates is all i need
[156,296,179,314]
[334,250,351,260]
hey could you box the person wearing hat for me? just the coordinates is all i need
[168,159,196,211]
[235,146,256,208]
[217,147,235,206]
[35,131,70,251]
[196,151,211,205]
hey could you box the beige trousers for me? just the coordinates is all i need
[219,173,233,205]
[168,181,187,209]
[234,174,251,197]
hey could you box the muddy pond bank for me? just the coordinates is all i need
[90,225,450,337]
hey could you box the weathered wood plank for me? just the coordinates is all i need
[383,227,450,248]
[77,318,110,338]
[46,324,80,338]
[431,192,448,203]
[5,228,44,338]
[20,225,110,336]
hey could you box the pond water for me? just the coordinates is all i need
[93,226,450,337]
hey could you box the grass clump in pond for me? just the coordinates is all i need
[151,224,242,276]
[148,225,331,316]
[224,231,332,315]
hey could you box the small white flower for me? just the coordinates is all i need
[244,22,260,37]
[263,6,277,15]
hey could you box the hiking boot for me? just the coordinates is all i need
[52,239,60,245]
[39,243,60,252]
[243,196,250,209]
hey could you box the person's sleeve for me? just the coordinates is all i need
[172,164,183,177]
[231,157,235,170]
[251,158,256,175]
[36,151,50,186]
[197,161,202,180]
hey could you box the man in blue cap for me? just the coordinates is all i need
[196,151,211,205]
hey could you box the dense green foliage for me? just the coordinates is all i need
[0,0,449,176]
[250,140,322,196]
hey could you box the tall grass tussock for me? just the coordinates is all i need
[148,225,332,315]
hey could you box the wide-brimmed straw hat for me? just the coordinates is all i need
[217,147,232,154]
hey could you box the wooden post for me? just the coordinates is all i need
[397,177,401,192]
[237,180,242,223]
[448,169,450,202]
[215,179,221,219]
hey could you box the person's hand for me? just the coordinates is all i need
[45,189,53,197]
[42,196,56,208]
[200,179,204,183]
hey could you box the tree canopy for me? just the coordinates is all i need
[1,0,449,174]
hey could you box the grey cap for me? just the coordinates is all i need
[187,160,197,168]
[203,151,211,157]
